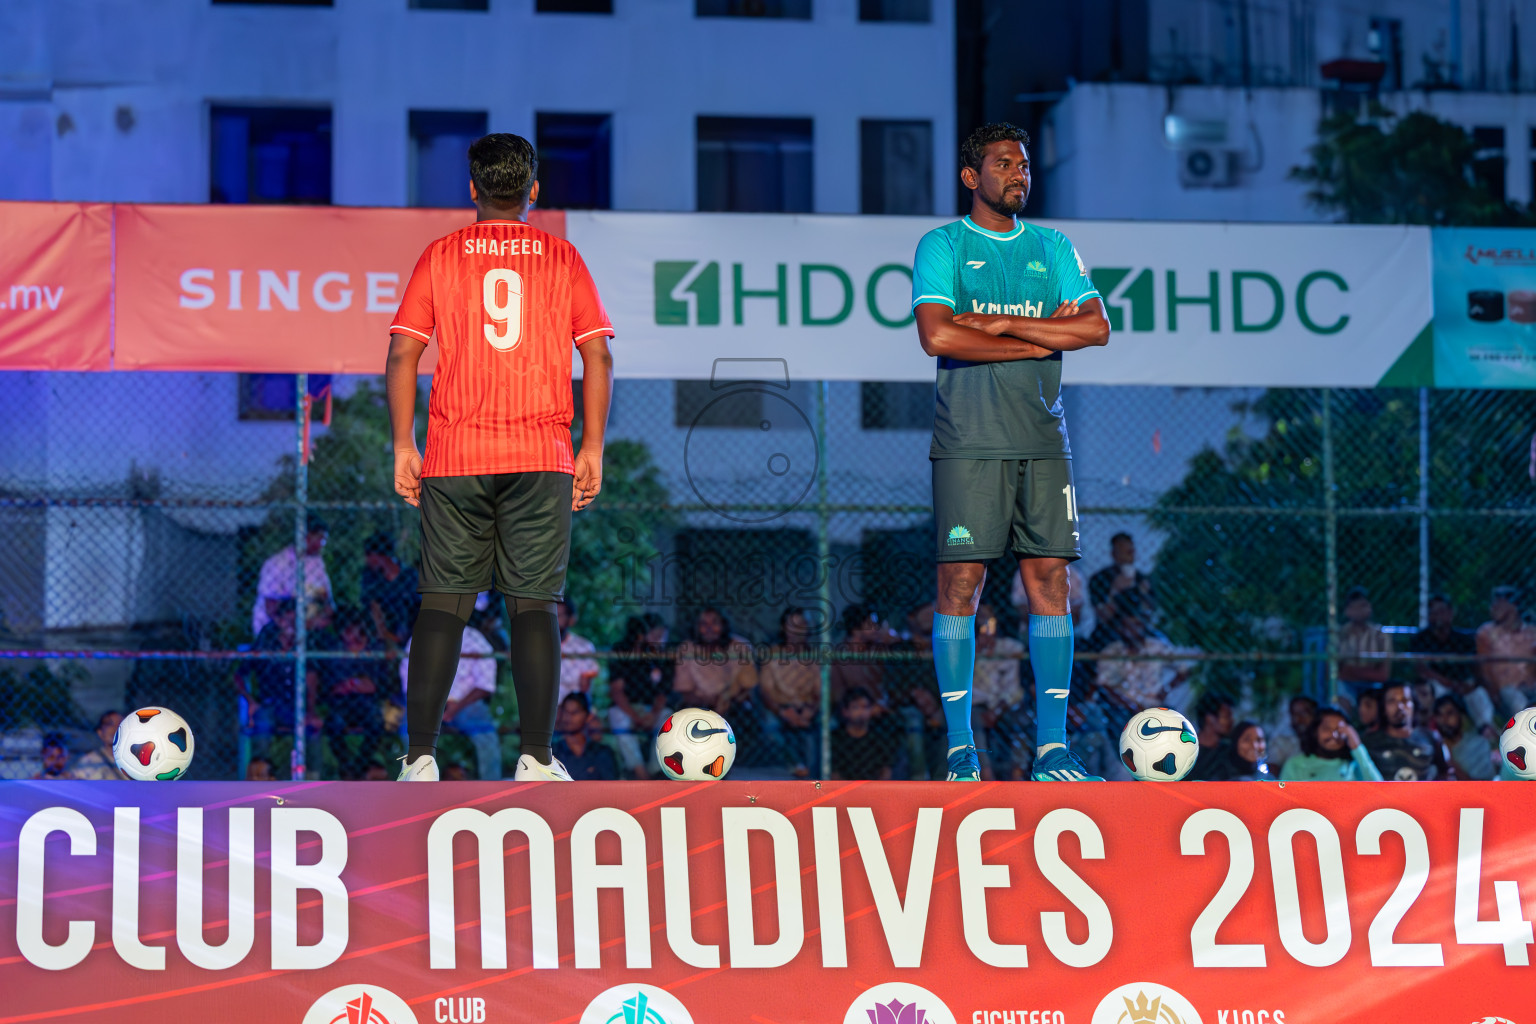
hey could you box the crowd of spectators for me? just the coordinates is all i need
[27,527,1536,783]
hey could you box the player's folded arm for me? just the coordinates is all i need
[914,302,1050,363]
[997,296,1111,352]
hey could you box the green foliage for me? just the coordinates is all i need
[1291,108,1535,226]
[1150,389,1536,708]
[0,662,90,730]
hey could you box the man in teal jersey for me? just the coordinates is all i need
[910,123,1110,782]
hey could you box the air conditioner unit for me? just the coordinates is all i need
[1178,148,1239,188]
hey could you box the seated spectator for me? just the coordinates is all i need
[757,607,823,778]
[1355,688,1383,733]
[1410,593,1491,727]
[1337,586,1391,699]
[1088,532,1155,632]
[1476,585,1536,720]
[830,603,899,711]
[71,710,125,780]
[246,756,276,781]
[401,620,501,781]
[608,613,674,780]
[1266,695,1318,770]
[1434,694,1497,780]
[553,693,621,781]
[1096,592,1192,712]
[558,596,601,705]
[674,607,757,716]
[237,598,321,775]
[896,602,949,780]
[1279,706,1384,781]
[1201,721,1272,781]
[442,762,471,782]
[1411,679,1438,732]
[971,605,1028,780]
[252,514,332,639]
[317,606,387,780]
[361,531,419,649]
[1363,682,1448,780]
[830,687,895,781]
[362,762,391,781]
[1187,693,1235,781]
[33,734,73,780]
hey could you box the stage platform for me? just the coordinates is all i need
[2,780,1532,1024]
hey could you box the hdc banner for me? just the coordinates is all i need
[113,206,565,373]
[0,202,113,371]
[568,213,1435,386]
[2,781,1533,1024]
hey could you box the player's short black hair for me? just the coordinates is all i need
[561,691,591,714]
[840,686,876,711]
[1193,692,1233,728]
[468,133,538,206]
[1110,532,1134,547]
[960,122,1031,172]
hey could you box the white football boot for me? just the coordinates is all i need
[396,754,439,782]
[513,754,573,781]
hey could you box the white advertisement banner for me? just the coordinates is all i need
[568,212,1433,387]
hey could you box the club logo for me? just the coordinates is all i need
[1026,260,1048,275]
[946,525,974,546]
[302,985,419,1024]
[1090,983,1202,1024]
[580,984,695,1024]
[843,982,956,1024]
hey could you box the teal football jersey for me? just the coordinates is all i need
[910,217,1100,459]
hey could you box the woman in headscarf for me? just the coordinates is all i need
[1201,720,1273,781]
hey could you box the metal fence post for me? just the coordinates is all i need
[816,379,832,781]
[293,372,309,780]
[1418,387,1430,627]
[1321,387,1338,704]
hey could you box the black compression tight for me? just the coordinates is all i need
[508,598,559,765]
[405,593,477,765]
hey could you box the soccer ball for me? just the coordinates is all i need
[655,708,736,781]
[1498,707,1536,779]
[113,706,196,781]
[1119,707,1198,781]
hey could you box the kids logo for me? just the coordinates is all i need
[302,985,419,1024]
[844,982,957,1024]
[1090,983,1203,1024]
[579,984,695,1024]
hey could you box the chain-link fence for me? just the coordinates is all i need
[3,371,1534,781]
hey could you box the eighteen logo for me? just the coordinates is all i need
[1090,983,1202,1024]
[303,984,419,1024]
[844,982,957,1024]
[653,260,915,329]
[580,984,695,1024]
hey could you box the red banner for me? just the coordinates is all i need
[113,206,565,373]
[0,203,113,371]
[1,781,1533,1024]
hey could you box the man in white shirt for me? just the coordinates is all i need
[251,515,333,637]
[402,620,501,780]
[558,596,601,704]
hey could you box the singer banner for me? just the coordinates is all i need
[2,781,1533,1024]
[0,202,113,371]
[112,206,565,374]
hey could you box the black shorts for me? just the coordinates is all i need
[418,472,573,601]
[933,457,1082,563]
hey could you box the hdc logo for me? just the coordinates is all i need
[653,260,914,328]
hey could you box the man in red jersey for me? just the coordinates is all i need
[386,133,614,782]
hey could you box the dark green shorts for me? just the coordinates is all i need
[418,472,573,601]
[933,458,1081,562]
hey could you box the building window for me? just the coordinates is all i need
[238,374,331,421]
[1367,17,1404,90]
[696,0,810,16]
[860,382,932,430]
[859,0,929,21]
[409,110,487,208]
[536,113,612,209]
[210,106,331,204]
[860,120,932,214]
[1472,126,1506,200]
[536,0,613,11]
[697,116,813,213]
[410,0,489,8]
[674,380,810,427]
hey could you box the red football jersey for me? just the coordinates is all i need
[389,219,614,478]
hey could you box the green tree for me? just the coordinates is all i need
[1291,108,1534,226]
[1150,389,1536,708]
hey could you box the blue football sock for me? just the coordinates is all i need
[1030,614,1074,749]
[933,613,976,750]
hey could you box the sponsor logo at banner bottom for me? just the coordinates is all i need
[580,984,695,1024]
[303,984,419,1024]
[844,982,957,1024]
[1090,983,1202,1024]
